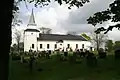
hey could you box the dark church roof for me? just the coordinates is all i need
[37,34,87,41]
[24,29,40,32]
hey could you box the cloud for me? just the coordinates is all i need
[108,28,120,41]
[12,0,120,45]
[59,0,114,33]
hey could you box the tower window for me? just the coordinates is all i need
[32,44,34,49]
[47,44,49,49]
[40,44,42,49]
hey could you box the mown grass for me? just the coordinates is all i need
[9,55,120,80]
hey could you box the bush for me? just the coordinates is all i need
[64,52,68,57]
[98,52,106,59]
[12,55,21,60]
[69,56,75,63]
[98,48,106,59]
[86,52,97,68]
[115,49,120,59]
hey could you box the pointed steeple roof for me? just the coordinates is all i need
[27,9,36,26]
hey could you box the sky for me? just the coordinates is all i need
[12,0,120,44]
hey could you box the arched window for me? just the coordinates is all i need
[47,44,50,49]
[32,44,34,49]
[54,44,57,48]
[82,44,84,49]
[67,44,70,48]
[76,44,78,48]
[40,44,42,48]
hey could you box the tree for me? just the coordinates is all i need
[11,42,24,53]
[12,0,22,27]
[105,40,113,52]
[26,0,90,9]
[39,27,52,34]
[87,0,120,34]
[11,44,17,52]
[81,33,91,40]
[113,41,120,50]
[14,30,22,52]
[91,32,107,51]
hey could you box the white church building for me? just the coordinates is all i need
[23,10,92,52]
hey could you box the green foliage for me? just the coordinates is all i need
[87,0,120,34]
[9,55,120,80]
[25,0,90,9]
[15,0,90,10]
[11,42,24,52]
[12,55,21,60]
[113,41,120,50]
[81,33,91,40]
[105,40,113,52]
[12,0,22,26]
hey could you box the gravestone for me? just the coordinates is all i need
[29,54,35,72]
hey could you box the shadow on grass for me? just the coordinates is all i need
[9,55,120,80]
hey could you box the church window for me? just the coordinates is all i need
[60,44,62,45]
[31,33,33,35]
[32,44,34,49]
[67,44,70,48]
[76,44,78,48]
[82,44,84,49]
[40,44,42,48]
[47,44,49,49]
[55,44,57,48]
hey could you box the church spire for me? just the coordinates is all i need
[27,9,36,26]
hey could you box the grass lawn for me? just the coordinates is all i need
[9,55,120,80]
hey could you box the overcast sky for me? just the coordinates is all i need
[12,0,120,44]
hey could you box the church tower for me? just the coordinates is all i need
[24,9,40,52]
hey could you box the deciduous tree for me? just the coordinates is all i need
[91,32,107,51]
[14,30,22,52]
[114,41,120,50]
[105,40,113,52]
[81,33,91,40]
[87,0,120,34]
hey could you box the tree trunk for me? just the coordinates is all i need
[97,42,99,51]
[18,41,20,52]
[0,0,14,80]
[96,34,99,51]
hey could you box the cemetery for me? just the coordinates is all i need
[9,48,120,80]
[9,1,120,80]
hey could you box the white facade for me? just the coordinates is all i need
[24,31,39,52]
[37,40,91,51]
[24,35,92,52]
